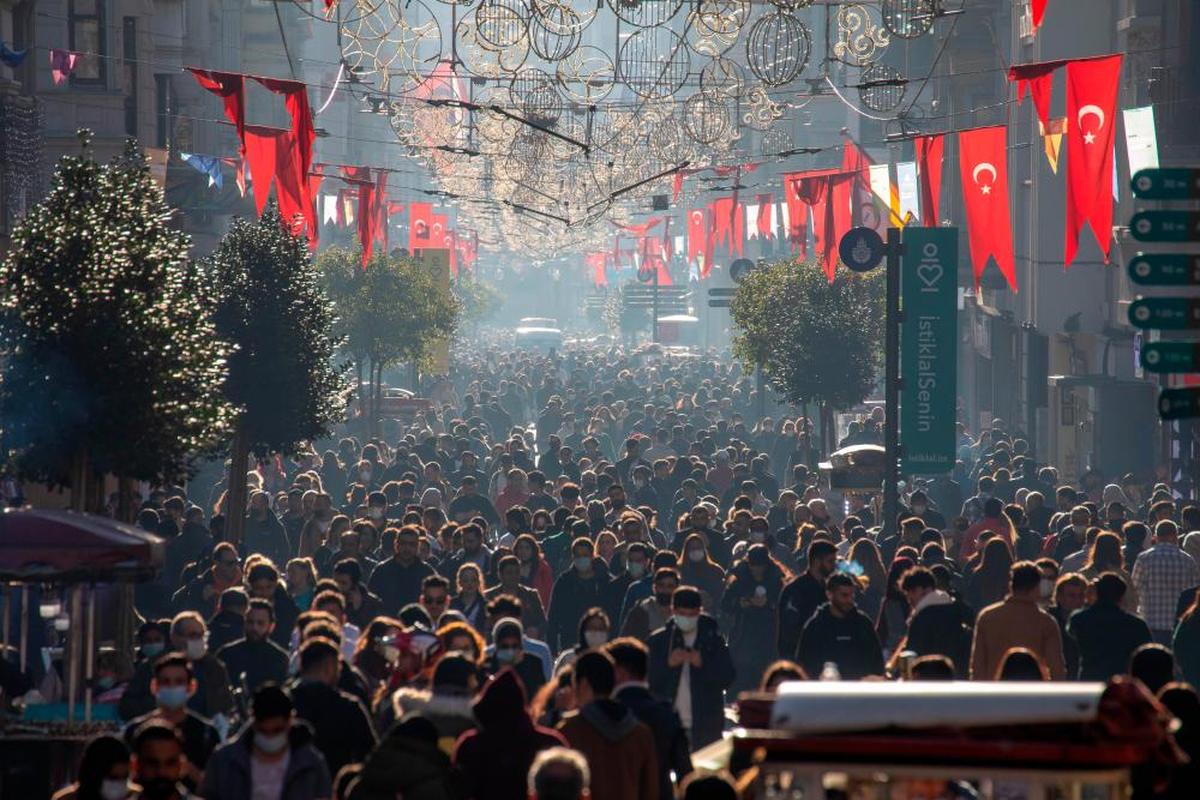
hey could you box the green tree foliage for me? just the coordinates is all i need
[0,134,233,492]
[318,245,460,374]
[207,204,350,455]
[731,260,886,410]
[453,274,501,327]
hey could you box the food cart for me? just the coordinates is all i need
[0,508,163,795]
[696,680,1184,800]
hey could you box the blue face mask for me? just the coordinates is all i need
[141,642,165,660]
[574,556,592,572]
[496,647,518,664]
[156,685,189,710]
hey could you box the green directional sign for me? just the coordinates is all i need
[1129,298,1200,330]
[1131,168,1200,200]
[1141,342,1200,373]
[1159,388,1200,420]
[1130,211,1200,242]
[1128,254,1200,286]
[901,227,958,474]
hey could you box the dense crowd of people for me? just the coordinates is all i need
[20,345,1200,799]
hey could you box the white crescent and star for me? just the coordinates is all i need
[691,211,703,225]
[1078,104,1105,144]
[972,162,997,195]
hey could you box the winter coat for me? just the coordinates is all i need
[206,608,244,654]
[647,614,735,749]
[349,717,467,800]
[1174,613,1200,687]
[557,699,658,800]
[267,584,300,649]
[1069,601,1152,681]
[391,687,477,756]
[484,583,548,639]
[546,563,611,653]
[970,595,1066,680]
[777,572,826,659]
[797,603,885,680]
[287,678,377,776]
[453,669,567,800]
[200,721,332,800]
[903,591,972,677]
[216,637,289,696]
[615,684,692,800]
[721,563,785,691]
[622,596,671,643]
[367,556,437,617]
[241,509,291,569]
[119,653,232,722]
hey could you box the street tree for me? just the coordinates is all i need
[318,246,459,433]
[731,259,885,449]
[207,205,349,539]
[0,133,233,510]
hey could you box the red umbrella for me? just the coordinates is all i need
[0,509,164,582]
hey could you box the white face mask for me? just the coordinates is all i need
[688,548,705,562]
[584,630,608,649]
[1040,578,1055,598]
[749,531,767,544]
[256,730,289,754]
[673,614,698,633]
[368,508,384,520]
[100,779,133,800]
[185,638,206,661]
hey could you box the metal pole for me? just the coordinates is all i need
[84,586,96,723]
[651,249,660,343]
[18,586,27,677]
[67,585,81,725]
[884,227,902,538]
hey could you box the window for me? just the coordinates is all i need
[123,17,137,136]
[69,0,106,85]
[155,74,176,149]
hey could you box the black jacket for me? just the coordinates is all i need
[207,608,245,654]
[242,509,291,569]
[368,557,437,617]
[615,684,692,800]
[1068,601,1153,681]
[216,637,289,695]
[904,594,972,677]
[201,719,332,800]
[546,563,611,653]
[669,527,732,567]
[647,614,735,749]
[268,584,301,649]
[287,678,378,776]
[777,573,826,659]
[797,603,885,680]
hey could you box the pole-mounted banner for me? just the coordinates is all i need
[901,227,959,474]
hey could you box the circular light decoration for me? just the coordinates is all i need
[341,0,444,94]
[745,11,811,87]
[768,0,813,9]
[556,45,615,104]
[833,3,891,67]
[858,63,905,112]
[881,0,935,39]
[617,27,690,100]
[687,0,749,57]
[649,119,697,165]
[699,56,746,99]
[682,91,731,145]
[511,67,562,124]
[530,1,584,61]
[607,0,683,29]
[475,0,530,51]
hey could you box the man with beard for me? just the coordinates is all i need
[777,540,838,659]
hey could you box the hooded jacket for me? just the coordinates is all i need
[615,683,692,800]
[904,590,973,677]
[392,687,477,755]
[349,716,467,800]
[199,720,332,800]
[557,698,658,800]
[453,669,567,800]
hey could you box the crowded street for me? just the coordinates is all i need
[1,1,1199,799]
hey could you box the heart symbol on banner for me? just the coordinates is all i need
[917,262,943,289]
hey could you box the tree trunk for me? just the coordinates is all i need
[69,447,89,512]
[225,419,250,545]
[116,477,135,524]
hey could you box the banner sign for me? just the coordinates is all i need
[901,227,959,473]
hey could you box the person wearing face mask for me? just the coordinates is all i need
[136,621,171,669]
[672,505,733,568]
[777,540,838,659]
[547,539,612,654]
[200,684,332,800]
[622,567,680,643]
[906,490,946,531]
[553,608,612,673]
[122,654,220,788]
[485,618,547,697]
[120,613,232,723]
[721,545,787,692]
[677,533,726,614]
[53,734,135,800]
[1052,506,1095,566]
[604,541,651,622]
[647,586,734,749]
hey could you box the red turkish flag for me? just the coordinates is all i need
[1007,60,1060,128]
[756,194,774,239]
[958,125,1016,291]
[1064,54,1122,267]
[915,134,944,227]
[431,214,449,249]
[408,203,432,252]
[687,207,712,276]
[585,253,608,287]
[1032,0,1048,31]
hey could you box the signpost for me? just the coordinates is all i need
[1129,167,1200,420]
[899,227,959,474]
[707,287,735,309]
